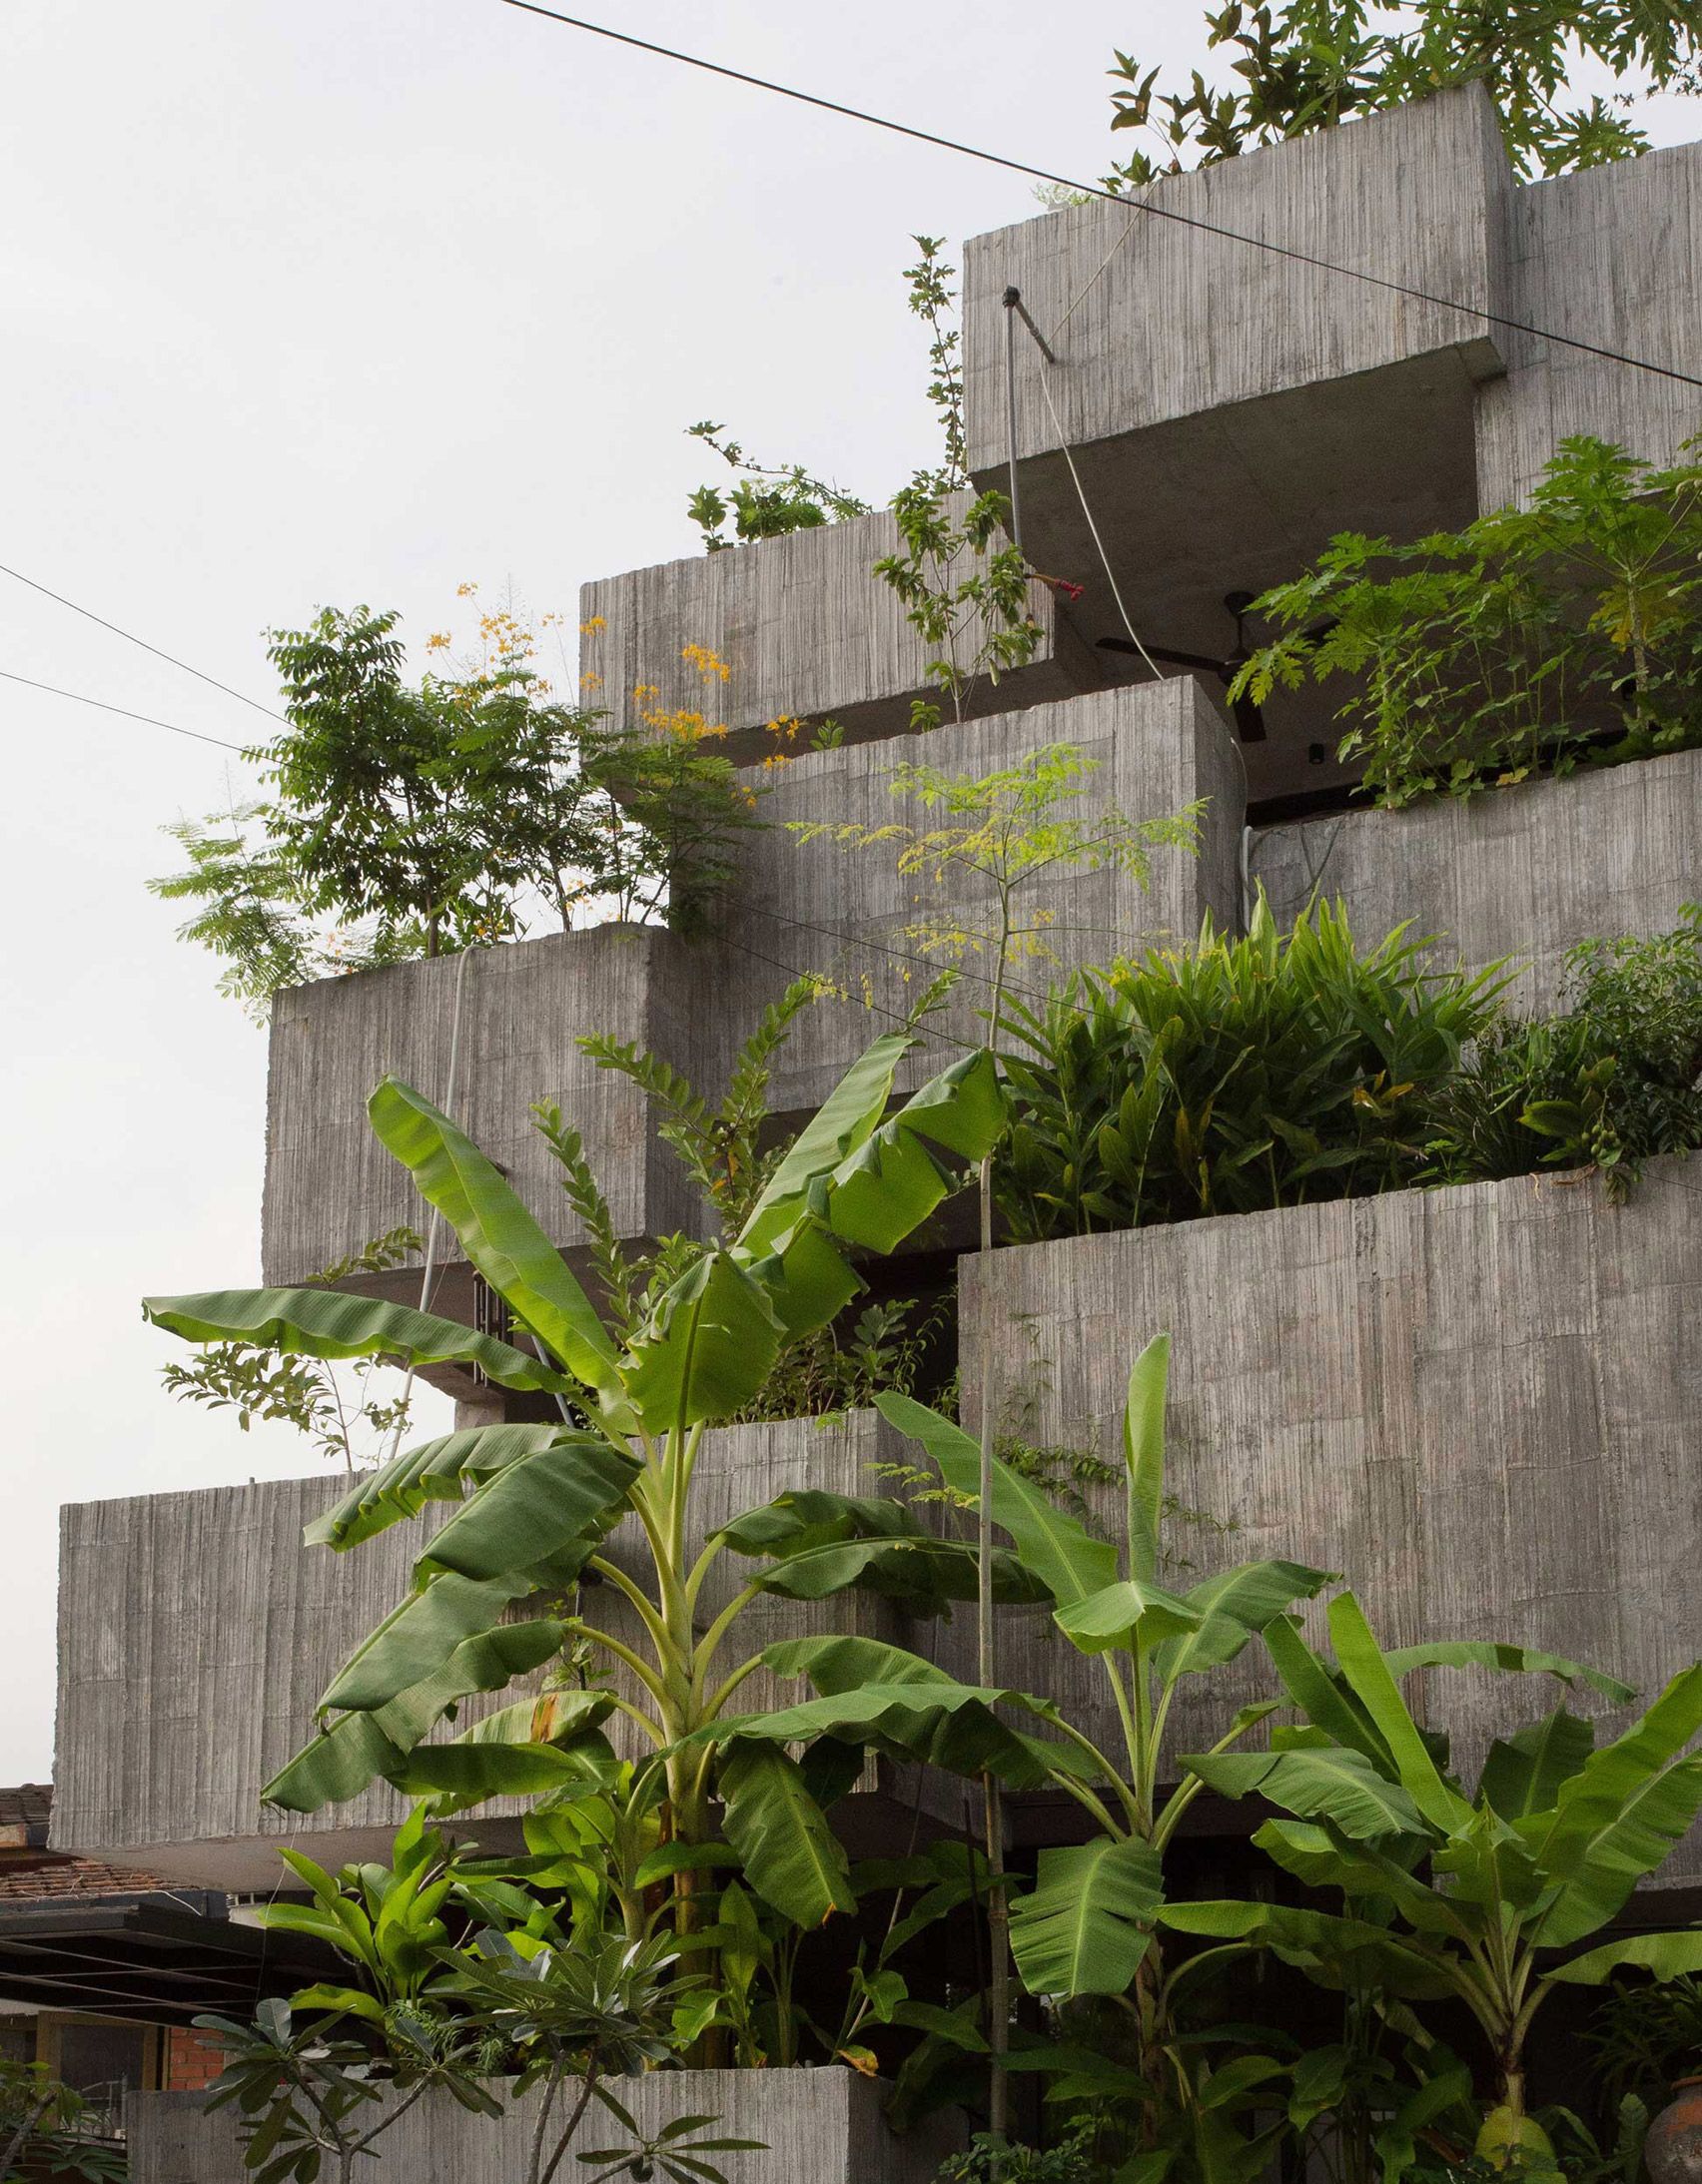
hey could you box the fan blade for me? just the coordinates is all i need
[1231,689,1268,743]
[1096,637,1232,677]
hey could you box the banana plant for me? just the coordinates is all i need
[143,1027,1005,1948]
[1169,1592,1702,2175]
[693,1334,1335,2139]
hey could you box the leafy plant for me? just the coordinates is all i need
[995,894,1504,1241]
[162,1228,421,1470]
[143,1023,1007,2018]
[0,2057,128,2182]
[152,603,755,1013]
[1103,2,1702,190]
[543,971,948,1423]
[706,1335,1336,2181]
[1423,907,1702,1197]
[1236,437,1702,809]
[1585,1973,1702,2113]
[1176,1593,1702,2171]
[685,421,870,551]
[194,1996,499,2184]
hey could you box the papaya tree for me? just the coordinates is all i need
[1169,1593,1702,2174]
[143,1026,1012,1959]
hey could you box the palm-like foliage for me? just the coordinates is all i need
[1174,1595,1702,2174]
[145,1028,1005,1957]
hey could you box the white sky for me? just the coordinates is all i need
[2,2,1698,1782]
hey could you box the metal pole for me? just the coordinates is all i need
[1001,287,1025,559]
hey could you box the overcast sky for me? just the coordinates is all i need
[3,4,1697,1784]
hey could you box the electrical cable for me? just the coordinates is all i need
[0,561,288,725]
[0,668,255,755]
[497,0,1702,392]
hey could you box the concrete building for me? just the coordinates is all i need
[33,86,1702,2180]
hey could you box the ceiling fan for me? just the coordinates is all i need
[1096,589,1273,741]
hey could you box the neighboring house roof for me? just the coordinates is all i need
[0,1784,173,1902]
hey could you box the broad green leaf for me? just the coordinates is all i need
[1263,1615,1394,1771]
[1252,1820,1462,1936]
[621,1247,784,1436]
[1529,1664,1702,1946]
[751,1536,1046,1613]
[1544,1929,1702,1986]
[717,1745,856,1926]
[763,1634,954,1693]
[394,1737,614,1800]
[287,1984,388,2026]
[716,1489,930,1558]
[1326,1594,1473,1833]
[142,1286,570,1392]
[367,1078,621,1403]
[1124,1334,1170,1584]
[318,1573,537,1714]
[744,1217,863,1340]
[1375,2067,1475,2184]
[1057,1575,1201,1654]
[1480,1709,1597,1822]
[306,1424,564,1550]
[368,1620,565,1750]
[1157,1899,1452,1998]
[736,1033,913,1256]
[826,1117,957,1252]
[418,1436,641,1584]
[1382,1640,1633,1705]
[1008,1836,1162,1997]
[877,1392,1117,1609]
[1186,1747,1427,1839]
[264,1711,408,1813]
[1154,1562,1335,1685]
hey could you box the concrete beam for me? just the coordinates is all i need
[955,1155,1702,1888]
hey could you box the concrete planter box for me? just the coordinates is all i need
[1252,743,1702,1008]
[126,2065,963,2184]
[579,496,1098,758]
[262,922,713,1324]
[954,1156,1702,1886]
[724,678,1244,1120]
[51,1414,917,1888]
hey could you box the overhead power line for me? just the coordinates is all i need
[0,668,254,755]
[0,561,288,726]
[499,0,1702,393]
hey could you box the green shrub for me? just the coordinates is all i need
[1423,906,1702,1195]
[1238,437,1702,809]
[993,895,1505,1240]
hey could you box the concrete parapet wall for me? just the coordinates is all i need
[126,2065,962,2184]
[262,922,709,1295]
[1475,140,1702,511]
[578,498,1098,756]
[956,1156,1702,1885]
[962,85,1509,474]
[50,1415,912,1888]
[1251,745,1702,1006]
[728,677,1246,1118]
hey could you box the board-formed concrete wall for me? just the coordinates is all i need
[127,2064,962,2184]
[51,1415,910,1889]
[954,1156,1702,1886]
[1476,139,1702,511]
[724,677,1245,1119]
[578,497,1100,756]
[1251,745,1702,1007]
[962,85,1509,475]
[262,922,712,1295]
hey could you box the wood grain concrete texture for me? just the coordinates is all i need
[127,2066,964,2184]
[51,1417,921,1883]
[1250,744,1702,1010]
[262,923,713,1288]
[961,83,1509,477]
[954,1157,1702,1887]
[729,678,1247,1119]
[1475,138,1702,511]
[578,496,1100,755]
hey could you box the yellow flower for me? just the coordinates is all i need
[426,631,451,651]
[580,615,607,635]
[456,580,478,597]
[681,641,732,683]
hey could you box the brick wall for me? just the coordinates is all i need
[164,2027,223,2091]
